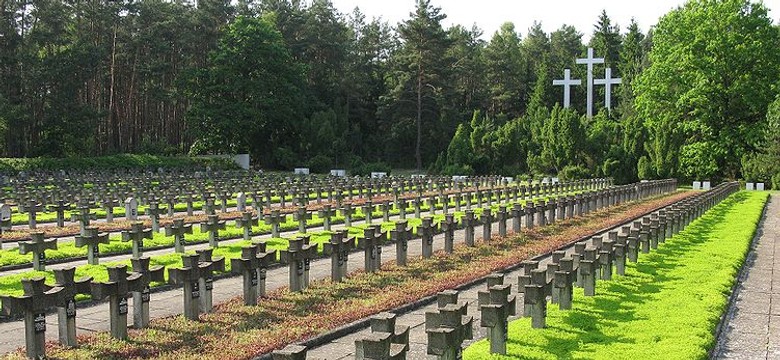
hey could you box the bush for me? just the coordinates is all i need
[0,154,238,174]
[307,154,334,174]
[559,165,592,181]
[350,158,392,176]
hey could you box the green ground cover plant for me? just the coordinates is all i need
[463,191,768,360]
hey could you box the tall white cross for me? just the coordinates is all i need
[552,69,581,108]
[594,67,622,111]
[576,47,605,118]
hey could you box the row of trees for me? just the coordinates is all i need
[2,0,778,183]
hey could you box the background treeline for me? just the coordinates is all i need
[1,0,779,184]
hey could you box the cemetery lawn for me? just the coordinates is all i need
[463,191,768,360]
[12,191,694,360]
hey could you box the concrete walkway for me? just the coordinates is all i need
[715,194,780,360]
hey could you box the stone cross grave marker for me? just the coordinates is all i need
[235,211,258,240]
[165,219,193,253]
[19,232,57,271]
[391,220,413,266]
[0,277,63,359]
[168,254,210,321]
[130,257,164,328]
[323,230,353,282]
[200,214,226,248]
[90,265,145,340]
[51,268,92,347]
[122,222,153,258]
[75,226,110,265]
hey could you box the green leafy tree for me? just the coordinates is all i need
[186,15,307,167]
[635,0,780,179]
[484,22,525,118]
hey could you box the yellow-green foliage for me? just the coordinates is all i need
[464,191,768,360]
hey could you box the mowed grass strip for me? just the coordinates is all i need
[464,191,769,360]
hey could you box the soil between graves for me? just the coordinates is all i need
[462,191,769,360]
[2,191,694,360]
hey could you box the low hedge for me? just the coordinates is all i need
[0,154,239,173]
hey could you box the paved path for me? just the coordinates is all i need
[715,194,780,360]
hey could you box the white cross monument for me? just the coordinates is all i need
[576,48,605,118]
[552,69,581,108]
[594,67,622,111]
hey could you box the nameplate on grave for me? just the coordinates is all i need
[118,298,128,315]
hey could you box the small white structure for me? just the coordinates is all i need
[371,172,387,179]
[330,169,346,177]
[124,197,139,221]
[236,192,247,212]
[757,183,766,191]
[551,177,560,184]
[0,203,10,222]
[234,154,250,170]
[411,174,426,179]
[294,168,310,175]
[503,177,514,184]
[746,183,755,191]
[692,181,701,190]
[542,177,551,184]
[452,176,468,182]
[703,181,711,190]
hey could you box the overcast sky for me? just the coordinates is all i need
[329,0,780,40]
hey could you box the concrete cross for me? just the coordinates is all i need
[594,67,622,111]
[280,237,318,292]
[462,210,477,247]
[419,217,435,258]
[200,214,226,248]
[358,225,384,273]
[130,257,164,328]
[441,214,457,254]
[0,277,63,359]
[165,219,193,253]
[391,220,413,265]
[317,204,335,231]
[48,200,71,227]
[576,47,605,118]
[235,211,258,240]
[51,268,92,347]
[19,232,57,271]
[323,230,353,282]
[75,226,110,265]
[230,246,263,306]
[122,221,153,258]
[292,206,311,233]
[90,265,145,340]
[168,254,210,321]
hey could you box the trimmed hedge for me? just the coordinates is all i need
[0,154,239,173]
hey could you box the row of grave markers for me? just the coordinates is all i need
[2,176,594,233]
[273,180,719,360]
[6,179,610,271]
[0,179,673,359]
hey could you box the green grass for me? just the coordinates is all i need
[463,191,768,360]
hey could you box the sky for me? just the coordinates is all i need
[328,0,780,40]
